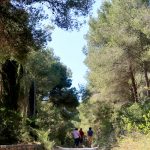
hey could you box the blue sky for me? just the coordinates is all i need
[49,0,102,89]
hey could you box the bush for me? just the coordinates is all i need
[116,101,150,134]
[33,129,55,150]
[0,107,23,144]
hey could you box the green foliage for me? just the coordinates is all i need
[116,101,150,134]
[82,1,150,147]
[49,87,79,108]
[13,0,94,30]
[33,129,55,150]
[26,49,74,97]
[1,0,150,148]
[78,99,114,148]
[26,50,60,95]
[35,101,76,147]
[0,3,36,62]
[26,49,79,108]
[78,85,91,102]
[85,0,150,103]
[93,101,114,148]
[0,107,23,144]
[0,0,94,147]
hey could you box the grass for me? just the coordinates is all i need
[113,133,150,150]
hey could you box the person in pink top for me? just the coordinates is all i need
[72,128,80,147]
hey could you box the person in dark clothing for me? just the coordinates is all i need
[79,128,84,144]
[87,127,94,147]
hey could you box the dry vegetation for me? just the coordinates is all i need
[113,134,150,150]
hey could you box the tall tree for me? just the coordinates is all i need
[0,2,35,110]
[81,0,150,147]
[85,0,150,103]
[26,49,79,115]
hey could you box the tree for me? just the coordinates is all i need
[26,50,61,96]
[82,0,150,146]
[26,49,79,116]
[85,0,150,103]
[0,3,35,61]
[0,3,36,110]
[50,87,79,108]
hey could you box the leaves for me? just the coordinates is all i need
[12,0,94,30]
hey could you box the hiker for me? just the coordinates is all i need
[79,128,84,144]
[87,127,94,147]
[72,128,80,147]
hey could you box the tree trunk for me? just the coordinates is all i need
[1,60,23,110]
[129,63,138,102]
[0,64,3,101]
[28,80,36,116]
[129,86,135,101]
[143,61,150,97]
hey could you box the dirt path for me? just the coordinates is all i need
[55,146,99,150]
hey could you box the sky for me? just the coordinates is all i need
[49,0,102,89]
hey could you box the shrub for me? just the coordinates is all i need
[116,101,150,134]
[0,107,23,144]
[33,129,55,150]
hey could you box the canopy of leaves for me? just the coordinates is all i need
[0,3,36,62]
[13,0,95,30]
[26,49,70,95]
[49,87,79,108]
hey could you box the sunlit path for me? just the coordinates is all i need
[56,146,99,150]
